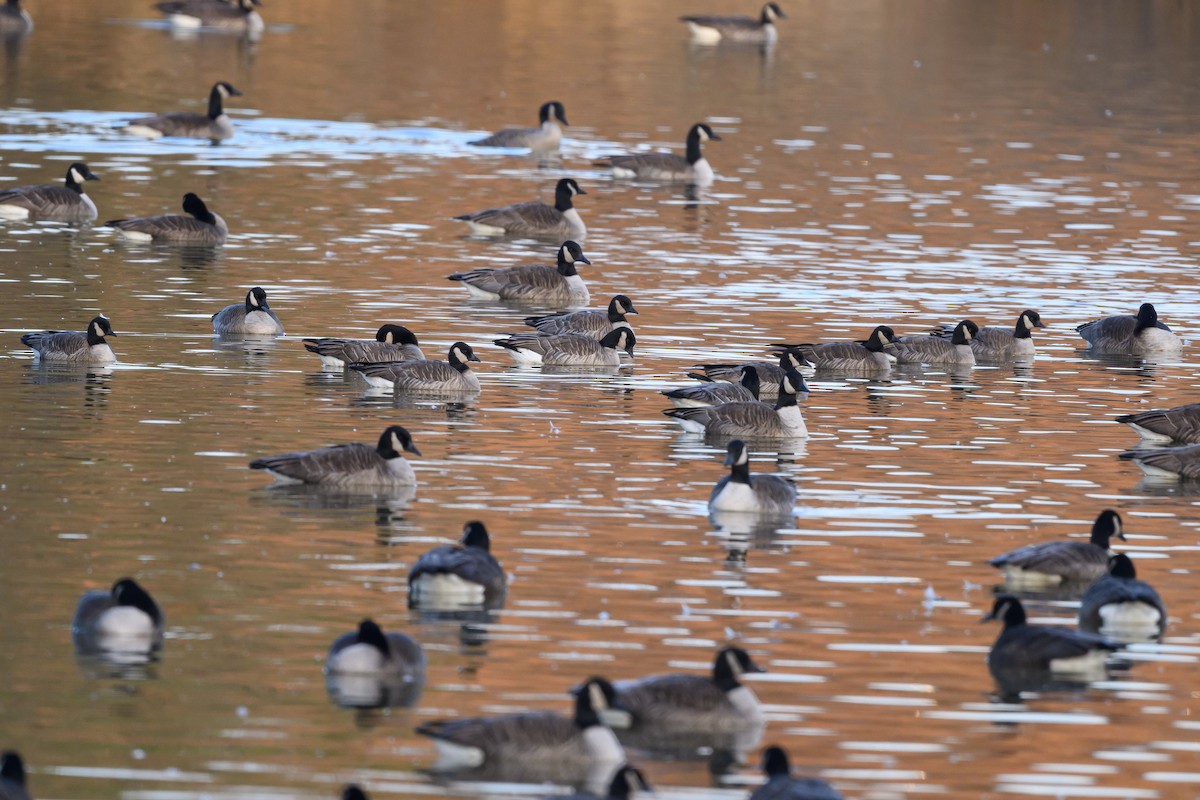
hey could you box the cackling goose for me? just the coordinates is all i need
[408,521,507,609]
[250,425,420,487]
[0,752,28,800]
[984,595,1120,676]
[494,329,635,367]
[665,364,760,408]
[1076,302,1182,355]
[448,240,591,304]
[154,0,263,32]
[885,319,978,365]
[596,123,722,186]
[325,618,425,678]
[988,509,1126,589]
[212,286,284,335]
[1119,443,1200,480]
[551,765,652,800]
[21,315,117,364]
[709,439,796,514]
[751,746,843,800]
[525,294,638,338]
[937,310,1044,361]
[455,178,586,240]
[682,3,786,45]
[1116,402,1200,444]
[470,101,568,152]
[349,342,481,393]
[692,348,812,401]
[72,578,164,648]
[664,370,808,438]
[122,82,243,141]
[0,0,32,33]
[0,162,98,221]
[1078,554,1166,640]
[107,192,228,244]
[772,325,897,373]
[303,324,423,368]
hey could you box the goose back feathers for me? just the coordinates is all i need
[21,315,117,364]
[448,241,590,303]
[249,426,421,487]
[0,162,99,221]
[1076,303,1182,354]
[108,192,228,244]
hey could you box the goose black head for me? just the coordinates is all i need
[67,162,99,188]
[779,368,807,399]
[951,319,979,345]
[739,364,761,397]
[449,342,481,366]
[610,294,638,317]
[87,315,117,344]
[1091,509,1126,547]
[244,286,269,312]
[355,619,391,657]
[713,645,765,689]
[0,752,25,787]
[377,425,420,458]
[111,577,163,625]
[1135,302,1160,332]
[608,765,652,797]
[214,81,243,99]
[762,745,790,778]
[762,2,787,22]
[182,193,217,224]
[983,595,1027,628]
[376,324,419,346]
[689,122,722,143]
[724,439,751,468]
[1107,552,1137,580]
[460,521,491,551]
[341,786,369,800]
[540,100,568,126]
[777,347,810,372]
[555,177,585,197]
[1020,310,1045,329]
[572,676,630,728]
[600,328,636,357]
[558,240,590,266]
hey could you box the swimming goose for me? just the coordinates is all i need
[154,0,263,32]
[525,295,638,338]
[325,618,425,678]
[551,765,652,800]
[1076,302,1182,354]
[692,348,811,401]
[682,3,786,45]
[751,746,843,800]
[408,521,507,608]
[709,440,796,514]
[212,286,284,335]
[303,324,424,368]
[1078,554,1166,640]
[107,193,228,244]
[664,364,760,408]
[494,329,635,367]
[470,101,568,152]
[664,370,808,438]
[885,319,978,365]
[448,241,591,304]
[0,0,33,34]
[1119,443,1200,480]
[417,677,629,770]
[455,178,586,240]
[936,310,1045,361]
[0,162,99,221]
[122,82,242,141]
[984,595,1120,676]
[596,123,722,186]
[988,509,1126,588]
[1116,402,1200,444]
[250,425,420,487]
[0,752,30,800]
[349,342,482,392]
[72,578,164,646]
[771,325,898,373]
[21,315,117,364]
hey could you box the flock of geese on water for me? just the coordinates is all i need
[2,2,1194,799]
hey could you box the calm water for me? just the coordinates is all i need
[3,1,1200,798]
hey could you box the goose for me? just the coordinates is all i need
[408,521,507,608]
[470,101,568,152]
[448,240,590,304]
[303,324,423,368]
[0,162,99,221]
[682,3,786,45]
[988,509,1127,588]
[691,348,812,401]
[751,746,843,800]
[1119,443,1200,480]
[1116,402,1200,444]
[0,0,33,34]
[596,123,722,186]
[983,595,1120,676]
[494,329,635,367]
[348,342,482,392]
[1078,554,1166,640]
[325,618,425,678]
[0,752,29,800]
[771,325,898,373]
[212,286,284,335]
[664,370,808,438]
[551,765,652,800]
[709,439,796,514]
[154,0,263,33]
[455,178,586,239]
[885,319,978,365]
[417,677,630,770]
[936,310,1045,361]
[20,315,117,364]
[249,425,420,487]
[122,82,243,141]
[1076,302,1182,354]
[663,364,760,408]
[72,578,164,646]
[524,295,638,338]
[340,787,368,800]
[107,193,228,244]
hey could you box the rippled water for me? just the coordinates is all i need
[4,1,1200,799]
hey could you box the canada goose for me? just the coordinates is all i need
[664,364,760,408]
[1119,443,1200,480]
[325,618,425,677]
[455,178,586,239]
[0,0,33,34]
[682,3,786,45]
[1076,302,1182,355]
[470,101,568,152]
[494,329,635,367]
[417,677,630,770]
[448,241,590,304]
[303,324,423,368]
[122,82,243,141]
[988,509,1126,589]
[936,310,1045,361]
[692,348,812,401]
[771,325,898,373]
[1078,554,1166,640]
[664,370,808,438]
[107,193,228,244]
[348,342,482,393]
[984,595,1120,676]
[154,0,263,33]
[340,787,368,800]
[212,286,284,335]
[408,521,507,608]
[709,440,796,514]
[751,746,843,800]
[72,578,164,647]
[552,765,652,800]
[885,319,978,365]
[249,425,420,487]
[596,123,722,186]
[525,295,638,338]
[20,315,117,364]
[1116,402,1200,444]
[0,162,98,221]
[0,752,30,800]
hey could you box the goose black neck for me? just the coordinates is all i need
[1134,303,1159,334]
[759,6,773,24]
[65,172,84,193]
[1013,317,1033,339]
[712,656,742,692]
[1109,554,1137,580]
[449,350,470,373]
[556,254,579,277]
[208,86,225,120]
[774,386,798,410]
[573,689,602,730]
[356,620,392,657]
[0,752,24,786]
[740,368,761,399]
[686,129,704,165]
[1090,513,1119,547]
[86,327,106,346]
[729,459,751,486]
[865,331,886,352]
[553,183,575,213]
